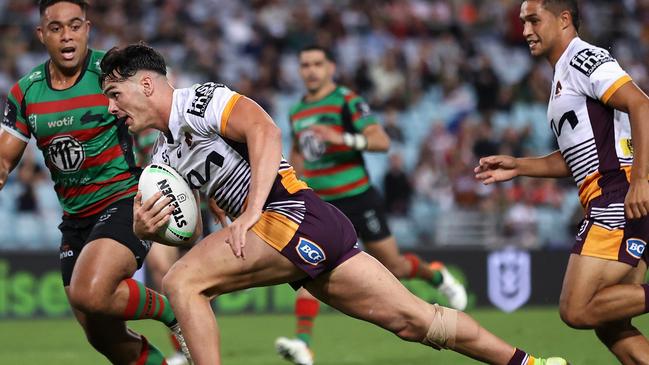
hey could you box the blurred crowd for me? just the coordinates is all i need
[1,0,648,249]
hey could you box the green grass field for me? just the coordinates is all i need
[3,308,644,364]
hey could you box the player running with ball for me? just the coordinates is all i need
[100,42,569,365]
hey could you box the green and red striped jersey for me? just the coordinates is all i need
[289,86,377,201]
[1,49,139,218]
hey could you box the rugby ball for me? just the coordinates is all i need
[139,164,198,246]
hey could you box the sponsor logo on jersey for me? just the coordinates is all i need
[47,135,85,172]
[570,48,615,77]
[187,82,224,118]
[28,71,42,81]
[299,130,326,162]
[620,138,634,157]
[184,132,195,150]
[488,247,531,313]
[626,238,646,259]
[355,100,371,117]
[2,100,17,128]
[296,237,326,266]
[29,114,38,133]
[47,116,74,128]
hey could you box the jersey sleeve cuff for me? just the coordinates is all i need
[601,74,632,104]
[219,93,242,136]
[1,125,29,143]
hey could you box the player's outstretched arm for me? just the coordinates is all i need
[475,151,570,184]
[221,96,283,258]
[607,81,649,218]
[0,130,27,192]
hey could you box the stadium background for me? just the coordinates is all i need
[1,0,649,364]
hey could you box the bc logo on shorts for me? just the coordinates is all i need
[626,238,646,259]
[296,237,326,266]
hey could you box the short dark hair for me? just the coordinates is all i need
[537,0,581,31]
[100,43,167,85]
[299,45,336,63]
[39,0,88,16]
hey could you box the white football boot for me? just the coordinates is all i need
[436,266,468,311]
[275,337,314,365]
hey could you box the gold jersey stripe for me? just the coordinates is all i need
[601,75,632,104]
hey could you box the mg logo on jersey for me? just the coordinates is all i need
[47,135,85,173]
[626,239,646,259]
[296,238,326,266]
[488,247,531,313]
[298,130,326,162]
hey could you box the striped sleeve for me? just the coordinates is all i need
[345,93,377,131]
[2,83,30,142]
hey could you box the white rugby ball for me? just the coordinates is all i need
[139,163,198,246]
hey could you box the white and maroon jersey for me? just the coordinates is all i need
[549,37,634,209]
[150,82,307,218]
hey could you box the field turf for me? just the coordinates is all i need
[4,307,646,364]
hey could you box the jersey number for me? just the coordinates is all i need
[551,110,579,137]
[186,151,224,189]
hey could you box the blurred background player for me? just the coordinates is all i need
[275,45,467,365]
[0,1,186,364]
[476,0,649,363]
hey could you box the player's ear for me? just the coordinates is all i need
[36,25,45,45]
[141,74,154,97]
[559,9,572,30]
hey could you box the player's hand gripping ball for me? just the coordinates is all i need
[139,164,198,246]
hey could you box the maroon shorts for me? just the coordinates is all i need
[251,189,361,288]
[573,185,649,266]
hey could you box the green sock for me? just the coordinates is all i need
[137,336,167,365]
[430,271,443,287]
[123,278,176,327]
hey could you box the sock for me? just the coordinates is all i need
[123,278,176,327]
[642,284,649,313]
[295,297,320,346]
[507,348,537,365]
[169,330,182,352]
[137,335,168,365]
[403,253,444,286]
[428,261,444,287]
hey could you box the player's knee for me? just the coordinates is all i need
[68,284,110,314]
[161,268,185,299]
[418,304,458,350]
[559,303,594,329]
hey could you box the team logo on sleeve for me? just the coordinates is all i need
[626,238,646,259]
[187,82,225,118]
[570,48,615,76]
[296,237,326,266]
[47,135,85,172]
[2,100,17,128]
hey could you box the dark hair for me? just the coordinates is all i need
[299,45,336,63]
[536,0,581,31]
[100,43,167,85]
[39,0,88,16]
